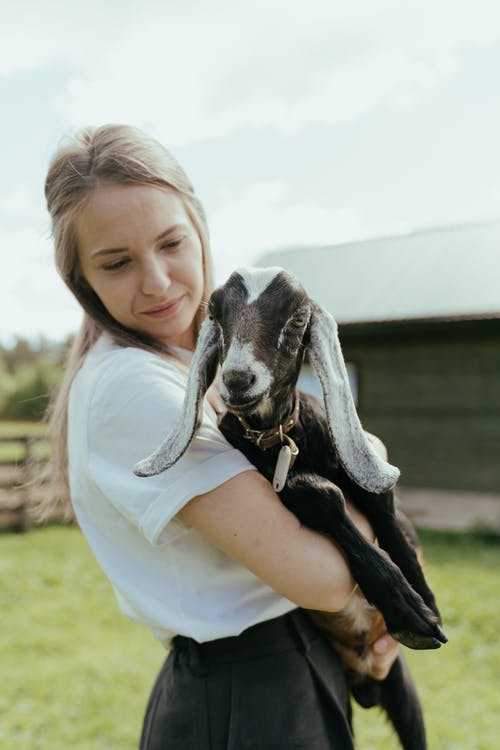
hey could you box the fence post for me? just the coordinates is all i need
[20,437,34,532]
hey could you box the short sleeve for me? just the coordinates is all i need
[86,350,255,545]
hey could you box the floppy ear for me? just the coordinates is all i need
[307,302,400,494]
[134,317,220,477]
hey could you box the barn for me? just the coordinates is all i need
[257,221,500,530]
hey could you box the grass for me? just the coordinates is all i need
[0,420,49,462]
[0,421,47,438]
[1,525,499,749]
[352,530,500,749]
[0,525,162,749]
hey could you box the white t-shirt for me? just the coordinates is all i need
[67,333,296,646]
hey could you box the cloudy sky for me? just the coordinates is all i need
[2,0,500,344]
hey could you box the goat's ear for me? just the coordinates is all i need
[134,317,220,477]
[307,302,400,494]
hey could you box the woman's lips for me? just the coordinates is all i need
[142,297,183,318]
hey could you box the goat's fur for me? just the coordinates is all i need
[135,267,447,750]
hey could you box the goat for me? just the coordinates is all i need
[135,266,447,750]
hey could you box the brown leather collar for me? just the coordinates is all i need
[237,394,300,450]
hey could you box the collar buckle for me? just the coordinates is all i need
[237,392,300,452]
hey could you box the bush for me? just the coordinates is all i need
[1,358,61,420]
[0,335,71,421]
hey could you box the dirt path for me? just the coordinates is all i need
[398,487,500,532]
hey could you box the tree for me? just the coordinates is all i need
[0,336,70,420]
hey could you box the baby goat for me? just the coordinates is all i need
[136,267,447,750]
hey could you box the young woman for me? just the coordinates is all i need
[41,124,399,749]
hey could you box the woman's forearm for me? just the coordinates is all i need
[179,470,374,612]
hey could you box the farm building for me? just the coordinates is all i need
[257,220,500,529]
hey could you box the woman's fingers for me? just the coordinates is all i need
[369,633,400,680]
[331,632,400,682]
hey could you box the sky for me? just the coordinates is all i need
[1,0,500,344]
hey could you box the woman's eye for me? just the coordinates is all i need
[160,237,183,251]
[103,258,129,271]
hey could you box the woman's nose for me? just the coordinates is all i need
[141,258,171,296]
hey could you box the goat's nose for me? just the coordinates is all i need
[222,368,256,392]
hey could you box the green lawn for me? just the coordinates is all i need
[353,530,500,749]
[0,421,47,438]
[0,421,49,462]
[1,525,498,749]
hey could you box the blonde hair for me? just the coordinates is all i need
[37,124,214,521]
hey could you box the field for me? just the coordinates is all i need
[1,524,499,749]
[0,422,47,438]
[0,421,49,463]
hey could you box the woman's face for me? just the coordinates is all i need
[76,183,205,350]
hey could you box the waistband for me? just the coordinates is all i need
[172,609,322,674]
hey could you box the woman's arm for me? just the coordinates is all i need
[178,469,373,613]
[180,433,401,683]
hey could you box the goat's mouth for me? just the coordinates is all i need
[221,394,263,416]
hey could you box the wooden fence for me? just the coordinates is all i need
[0,436,51,532]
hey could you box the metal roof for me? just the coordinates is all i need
[257,220,500,324]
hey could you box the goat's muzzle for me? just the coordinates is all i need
[219,365,269,415]
[222,368,256,393]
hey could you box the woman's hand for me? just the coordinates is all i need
[333,632,401,681]
[367,633,401,680]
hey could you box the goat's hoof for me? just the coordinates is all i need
[391,625,448,650]
[435,624,448,643]
[351,679,381,708]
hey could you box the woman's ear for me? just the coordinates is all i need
[307,302,399,494]
[134,317,220,476]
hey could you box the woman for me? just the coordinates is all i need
[41,124,399,749]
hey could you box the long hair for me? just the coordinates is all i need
[36,124,214,521]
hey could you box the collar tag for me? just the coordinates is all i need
[273,436,299,492]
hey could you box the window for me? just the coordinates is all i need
[298,362,359,407]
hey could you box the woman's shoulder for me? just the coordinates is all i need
[68,335,192,444]
[74,334,187,399]
[68,335,197,465]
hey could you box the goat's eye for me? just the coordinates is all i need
[290,312,307,328]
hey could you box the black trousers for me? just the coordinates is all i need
[140,609,354,750]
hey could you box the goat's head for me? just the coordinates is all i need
[135,266,400,494]
[210,267,311,418]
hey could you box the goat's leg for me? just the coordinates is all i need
[371,510,441,622]
[342,485,442,622]
[281,473,446,649]
[378,653,427,750]
[351,654,427,750]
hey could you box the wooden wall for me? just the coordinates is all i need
[339,318,500,493]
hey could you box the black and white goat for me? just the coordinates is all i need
[135,267,447,750]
